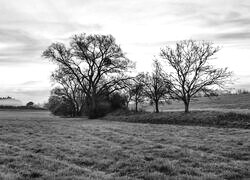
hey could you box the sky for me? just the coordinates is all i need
[0,0,250,104]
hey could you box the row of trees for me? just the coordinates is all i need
[43,33,231,118]
[121,60,170,113]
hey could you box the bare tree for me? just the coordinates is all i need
[121,83,134,108]
[130,74,145,112]
[43,33,134,118]
[141,60,170,113]
[160,40,232,113]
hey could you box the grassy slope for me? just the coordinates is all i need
[0,111,250,180]
[144,94,250,112]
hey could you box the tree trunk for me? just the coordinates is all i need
[126,101,129,108]
[78,104,84,116]
[87,96,97,119]
[155,100,159,113]
[184,101,189,113]
[135,100,138,112]
[71,103,76,117]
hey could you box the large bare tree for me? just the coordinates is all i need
[43,33,134,118]
[141,60,170,113]
[160,40,232,113]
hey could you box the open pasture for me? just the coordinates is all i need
[0,110,249,180]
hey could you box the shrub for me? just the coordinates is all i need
[109,93,127,110]
[86,93,127,119]
[47,96,75,117]
[86,101,112,119]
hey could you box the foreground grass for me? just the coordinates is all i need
[0,110,250,180]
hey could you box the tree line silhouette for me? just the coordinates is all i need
[43,33,231,118]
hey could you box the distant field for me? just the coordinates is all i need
[0,110,249,179]
[143,94,250,113]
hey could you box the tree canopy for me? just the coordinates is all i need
[43,33,134,118]
[160,40,232,112]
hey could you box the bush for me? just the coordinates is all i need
[85,93,127,119]
[85,101,112,119]
[47,96,75,117]
[109,93,127,110]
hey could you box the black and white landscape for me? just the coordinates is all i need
[0,0,250,179]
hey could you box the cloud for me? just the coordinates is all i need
[0,21,102,65]
[199,11,250,29]
[0,28,48,65]
[192,31,250,49]
[0,88,50,103]
[214,32,250,41]
[20,81,42,86]
[131,41,177,48]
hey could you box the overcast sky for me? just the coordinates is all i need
[0,0,250,104]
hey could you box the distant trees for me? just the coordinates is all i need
[236,89,250,95]
[26,101,34,107]
[160,40,232,113]
[43,33,134,118]
[0,96,13,100]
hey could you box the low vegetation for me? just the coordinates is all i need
[105,110,250,129]
[0,110,250,180]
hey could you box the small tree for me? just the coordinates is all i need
[160,40,232,113]
[141,60,170,113]
[121,79,137,108]
[123,88,133,108]
[130,74,145,112]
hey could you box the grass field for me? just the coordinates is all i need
[143,94,250,113]
[0,110,249,180]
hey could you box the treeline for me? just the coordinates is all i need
[0,105,46,110]
[43,33,231,118]
[0,96,13,100]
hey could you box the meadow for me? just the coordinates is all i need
[0,110,249,180]
[144,94,250,113]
